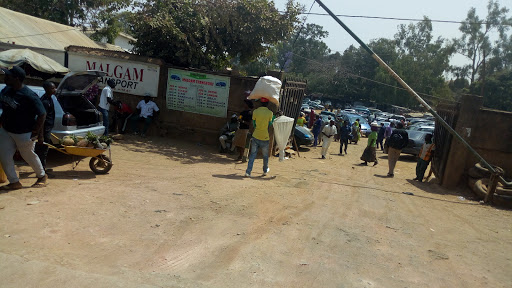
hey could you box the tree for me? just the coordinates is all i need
[469,70,512,111]
[454,0,512,84]
[0,0,131,31]
[129,0,302,70]
[375,18,454,108]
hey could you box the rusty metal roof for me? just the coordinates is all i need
[0,7,123,52]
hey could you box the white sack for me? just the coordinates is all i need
[273,116,294,161]
[248,76,282,105]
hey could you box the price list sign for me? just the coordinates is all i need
[166,68,230,118]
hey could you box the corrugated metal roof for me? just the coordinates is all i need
[0,8,123,52]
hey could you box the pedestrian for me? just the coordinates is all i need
[0,66,47,190]
[414,134,435,182]
[360,124,379,166]
[98,79,116,136]
[351,119,361,144]
[245,98,274,177]
[339,120,351,155]
[233,99,253,161]
[386,122,409,177]
[312,114,323,147]
[130,94,160,137]
[321,119,337,159]
[383,122,394,153]
[112,100,134,134]
[377,123,385,151]
[219,114,239,153]
[308,110,315,128]
[296,112,307,127]
[34,81,56,172]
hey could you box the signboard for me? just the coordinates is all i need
[67,52,160,97]
[166,68,230,118]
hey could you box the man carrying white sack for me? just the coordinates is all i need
[245,98,274,177]
[321,119,337,159]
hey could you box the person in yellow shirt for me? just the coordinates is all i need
[296,112,307,127]
[245,98,274,177]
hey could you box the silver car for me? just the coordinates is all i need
[0,71,106,143]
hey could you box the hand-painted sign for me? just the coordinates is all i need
[67,52,160,97]
[166,68,230,118]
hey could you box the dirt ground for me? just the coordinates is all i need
[0,135,511,288]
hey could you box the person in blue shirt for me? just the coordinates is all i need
[312,114,323,147]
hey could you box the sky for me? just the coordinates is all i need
[273,0,507,68]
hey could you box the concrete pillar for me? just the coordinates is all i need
[442,94,483,189]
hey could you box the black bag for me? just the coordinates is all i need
[388,132,404,149]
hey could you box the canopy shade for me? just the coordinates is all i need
[0,49,69,74]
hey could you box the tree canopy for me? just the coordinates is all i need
[128,0,302,70]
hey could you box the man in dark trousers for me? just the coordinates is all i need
[386,122,409,177]
[377,123,386,151]
[339,120,351,155]
[0,66,47,190]
[35,81,56,172]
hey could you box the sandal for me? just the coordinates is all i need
[0,182,23,191]
[32,174,48,188]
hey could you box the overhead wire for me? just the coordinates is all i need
[0,28,79,40]
[278,11,512,27]
[288,52,458,103]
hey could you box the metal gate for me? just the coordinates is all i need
[433,101,460,182]
[279,77,307,122]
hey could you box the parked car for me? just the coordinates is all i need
[320,110,336,118]
[294,125,314,147]
[402,130,432,155]
[408,125,435,134]
[0,71,106,144]
[340,113,371,137]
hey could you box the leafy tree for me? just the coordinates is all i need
[454,0,512,84]
[130,0,301,70]
[375,18,454,108]
[0,0,131,31]
[469,70,512,111]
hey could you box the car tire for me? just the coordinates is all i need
[469,178,512,207]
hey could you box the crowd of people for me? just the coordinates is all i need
[218,102,435,181]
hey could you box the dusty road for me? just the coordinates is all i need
[0,135,511,288]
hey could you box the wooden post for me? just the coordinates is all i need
[484,172,502,204]
[293,136,301,157]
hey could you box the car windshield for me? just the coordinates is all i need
[346,114,368,124]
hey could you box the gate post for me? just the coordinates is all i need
[441,95,483,188]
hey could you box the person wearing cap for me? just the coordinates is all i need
[0,66,48,190]
[130,94,160,137]
[245,97,274,177]
[296,112,306,127]
[219,113,239,153]
[98,79,116,135]
[321,119,337,159]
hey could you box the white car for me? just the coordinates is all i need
[0,71,106,143]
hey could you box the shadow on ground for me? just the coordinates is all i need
[116,135,248,165]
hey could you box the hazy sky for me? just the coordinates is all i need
[273,0,507,67]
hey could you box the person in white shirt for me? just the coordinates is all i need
[98,79,116,135]
[130,94,160,137]
[321,119,337,159]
